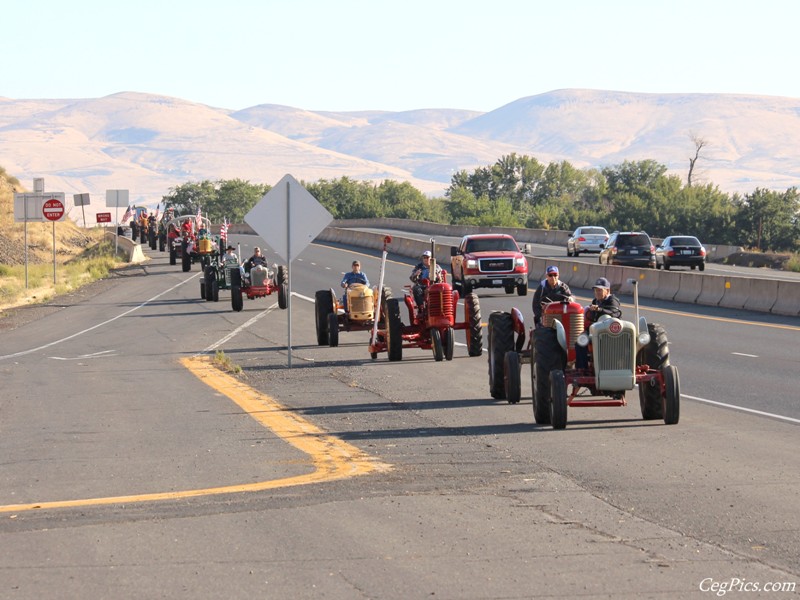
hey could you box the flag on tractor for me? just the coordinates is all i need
[195,206,202,231]
[220,217,228,240]
[121,205,133,223]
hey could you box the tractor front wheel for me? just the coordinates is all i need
[663,365,680,425]
[550,370,568,429]
[278,282,288,309]
[231,285,243,312]
[431,328,444,362]
[328,312,339,347]
[487,312,514,399]
[443,327,455,361]
[504,351,521,404]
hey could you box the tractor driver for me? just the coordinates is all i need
[575,277,622,369]
[244,247,267,275]
[532,265,573,327]
[410,250,444,308]
[340,260,370,310]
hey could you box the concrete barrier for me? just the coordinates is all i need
[696,275,726,307]
[653,270,680,301]
[104,232,146,263]
[673,272,704,304]
[742,279,779,313]
[770,280,800,316]
[564,262,592,290]
[718,277,753,310]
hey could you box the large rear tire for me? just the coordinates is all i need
[504,351,521,404]
[465,293,483,357]
[314,290,333,346]
[550,370,568,429]
[637,323,670,420]
[384,298,403,362]
[488,312,514,400]
[663,365,680,425]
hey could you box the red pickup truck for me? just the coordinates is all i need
[450,234,529,296]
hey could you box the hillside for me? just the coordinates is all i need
[1,89,798,224]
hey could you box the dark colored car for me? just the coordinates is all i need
[599,231,656,268]
[655,235,706,271]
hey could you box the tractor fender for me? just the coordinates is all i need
[553,319,568,354]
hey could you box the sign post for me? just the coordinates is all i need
[244,174,333,367]
[14,186,66,288]
[106,190,129,256]
[73,193,91,228]
[43,197,66,284]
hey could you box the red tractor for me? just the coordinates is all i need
[488,281,679,429]
[369,245,483,361]
[229,263,288,312]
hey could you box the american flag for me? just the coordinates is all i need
[220,217,228,240]
[121,205,133,223]
[195,206,202,231]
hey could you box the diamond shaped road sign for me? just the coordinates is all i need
[244,174,333,263]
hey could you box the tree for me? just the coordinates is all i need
[735,187,800,251]
[687,133,708,187]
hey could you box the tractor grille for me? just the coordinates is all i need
[427,287,455,320]
[595,330,634,371]
[478,258,513,272]
[543,311,584,349]
[349,291,373,314]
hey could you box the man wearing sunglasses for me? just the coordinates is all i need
[532,265,573,327]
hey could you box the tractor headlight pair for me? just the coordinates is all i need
[577,332,590,347]
[637,332,651,346]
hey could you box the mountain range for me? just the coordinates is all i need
[1,89,799,223]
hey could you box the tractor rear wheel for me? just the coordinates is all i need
[488,312,514,399]
[662,365,680,425]
[550,370,568,429]
[465,293,483,357]
[637,323,670,420]
[443,327,455,361]
[314,290,333,346]
[384,298,403,361]
[328,312,339,347]
[504,351,521,404]
[231,285,243,312]
[277,265,287,284]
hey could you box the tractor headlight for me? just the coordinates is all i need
[577,332,590,347]
[637,332,651,346]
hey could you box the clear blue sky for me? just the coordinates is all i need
[3,0,797,112]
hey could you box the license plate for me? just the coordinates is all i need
[629,249,639,254]
[681,250,692,255]
[492,279,502,285]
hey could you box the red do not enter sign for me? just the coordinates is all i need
[43,198,65,221]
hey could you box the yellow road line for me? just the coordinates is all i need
[0,356,391,513]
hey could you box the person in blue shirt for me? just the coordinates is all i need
[341,260,369,310]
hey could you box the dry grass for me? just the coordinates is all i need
[0,169,127,313]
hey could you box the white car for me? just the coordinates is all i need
[567,226,609,256]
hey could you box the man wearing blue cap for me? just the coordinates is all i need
[576,277,622,369]
[532,265,573,326]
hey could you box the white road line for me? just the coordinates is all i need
[49,350,118,360]
[0,274,200,362]
[683,394,800,425]
[731,352,759,358]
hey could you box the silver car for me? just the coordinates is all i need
[567,226,609,256]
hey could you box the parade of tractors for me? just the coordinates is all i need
[129,217,680,430]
